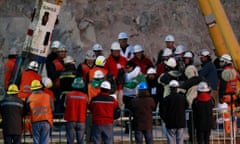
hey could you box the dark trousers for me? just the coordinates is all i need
[4,135,21,144]
[196,130,210,144]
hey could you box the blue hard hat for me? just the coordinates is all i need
[138,82,148,90]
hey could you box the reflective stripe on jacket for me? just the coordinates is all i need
[64,91,88,122]
[28,92,53,127]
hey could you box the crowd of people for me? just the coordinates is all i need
[1,32,239,144]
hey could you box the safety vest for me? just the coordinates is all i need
[224,65,238,94]
[222,65,238,103]
[19,70,41,100]
[52,58,64,88]
[28,92,53,126]
[88,83,101,102]
[80,63,94,81]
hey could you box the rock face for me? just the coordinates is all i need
[0,0,240,83]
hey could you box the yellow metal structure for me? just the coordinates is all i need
[198,0,240,72]
[197,0,228,57]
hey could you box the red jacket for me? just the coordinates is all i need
[105,55,127,90]
[89,93,118,125]
[4,58,16,90]
[130,55,154,74]
[105,55,127,79]
[19,70,41,100]
[64,91,88,122]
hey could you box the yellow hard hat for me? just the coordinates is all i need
[30,80,43,91]
[7,84,19,95]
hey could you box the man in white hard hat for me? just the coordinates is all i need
[92,43,104,57]
[89,81,119,144]
[130,44,154,74]
[118,32,134,60]
[156,34,176,65]
[198,49,218,104]
[105,42,127,107]
[160,80,188,144]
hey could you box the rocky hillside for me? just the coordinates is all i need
[0,0,240,79]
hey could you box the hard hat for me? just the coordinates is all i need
[164,34,175,42]
[133,44,143,53]
[220,54,232,64]
[110,42,121,50]
[199,49,210,57]
[95,56,106,66]
[7,84,19,95]
[51,40,61,48]
[85,50,96,60]
[94,70,105,79]
[9,47,18,55]
[197,81,210,92]
[169,80,179,87]
[28,61,39,71]
[162,48,173,57]
[72,77,85,89]
[183,51,193,58]
[100,81,111,90]
[175,44,186,55]
[138,82,148,90]
[92,43,103,51]
[63,56,75,64]
[41,77,53,88]
[147,67,156,74]
[118,32,128,39]
[57,44,67,52]
[30,80,43,91]
[164,57,177,68]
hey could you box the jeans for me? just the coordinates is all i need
[92,124,113,144]
[167,128,185,144]
[3,135,21,144]
[32,121,50,144]
[66,122,85,144]
[134,130,153,144]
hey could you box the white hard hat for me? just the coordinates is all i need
[199,49,210,57]
[111,41,121,50]
[9,47,18,55]
[92,43,103,51]
[118,32,128,39]
[85,50,96,60]
[41,77,53,88]
[94,70,105,79]
[147,67,156,74]
[164,57,177,68]
[164,34,175,42]
[183,51,193,58]
[28,61,39,71]
[169,80,179,87]
[133,44,143,53]
[175,44,186,55]
[57,44,67,52]
[220,54,232,64]
[100,81,111,90]
[197,81,210,92]
[162,48,173,57]
[95,56,106,66]
[63,56,75,64]
[51,40,61,49]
